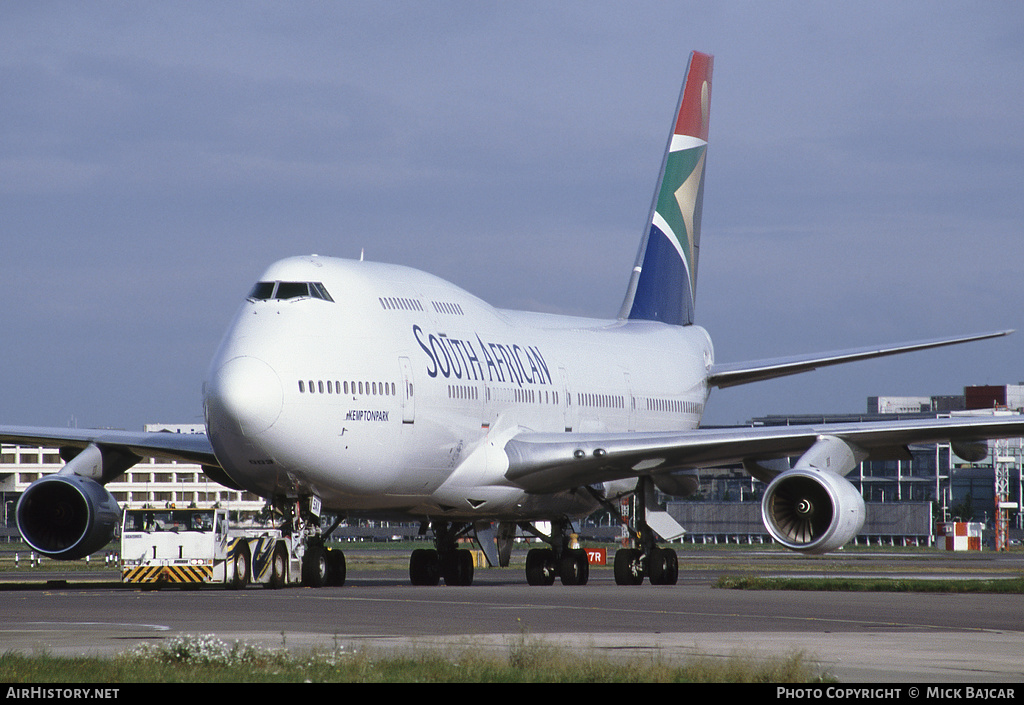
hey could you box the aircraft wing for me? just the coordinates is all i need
[0,424,232,486]
[708,330,1013,388]
[503,414,1024,494]
[0,425,218,465]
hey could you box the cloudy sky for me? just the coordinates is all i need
[2,2,1023,430]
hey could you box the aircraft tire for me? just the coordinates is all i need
[525,548,556,586]
[558,549,589,586]
[410,548,441,586]
[647,547,678,585]
[302,543,328,588]
[327,547,347,587]
[441,549,474,586]
[613,548,644,586]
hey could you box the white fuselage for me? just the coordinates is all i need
[203,255,713,520]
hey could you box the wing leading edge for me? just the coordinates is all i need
[708,330,1013,388]
[0,425,217,464]
[503,414,1024,494]
[0,425,231,486]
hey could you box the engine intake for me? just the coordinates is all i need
[760,435,866,554]
[762,468,865,554]
[16,474,120,560]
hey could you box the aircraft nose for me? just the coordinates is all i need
[205,356,283,438]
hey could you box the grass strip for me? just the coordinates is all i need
[716,575,1024,593]
[0,633,833,683]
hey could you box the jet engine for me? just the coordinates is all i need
[759,435,866,554]
[652,468,700,497]
[16,448,122,560]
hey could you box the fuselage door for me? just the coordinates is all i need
[559,366,573,432]
[399,356,415,424]
[624,371,635,432]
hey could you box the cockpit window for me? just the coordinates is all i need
[248,282,276,300]
[309,282,334,301]
[275,282,310,300]
[248,281,334,302]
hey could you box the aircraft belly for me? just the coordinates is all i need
[326,486,599,521]
[427,486,600,521]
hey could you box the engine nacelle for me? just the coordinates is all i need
[652,468,700,498]
[761,468,865,554]
[16,473,120,560]
[951,441,989,463]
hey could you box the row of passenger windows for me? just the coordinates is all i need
[298,379,398,397]
[296,376,698,415]
[447,384,479,401]
[439,384,699,415]
[379,296,424,312]
[249,281,334,302]
[578,392,625,410]
[486,387,561,405]
[377,296,464,316]
[574,393,701,415]
[444,384,562,405]
[644,398,702,414]
[432,300,464,315]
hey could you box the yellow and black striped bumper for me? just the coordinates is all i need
[122,564,213,584]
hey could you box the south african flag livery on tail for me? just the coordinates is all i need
[621,51,712,326]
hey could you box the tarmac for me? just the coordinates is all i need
[2,548,1023,683]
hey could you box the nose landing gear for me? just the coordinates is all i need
[273,495,347,588]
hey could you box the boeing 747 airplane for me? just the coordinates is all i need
[5,52,1022,587]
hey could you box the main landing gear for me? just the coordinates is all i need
[579,477,678,586]
[409,521,476,586]
[521,519,589,586]
[609,478,678,586]
[520,487,678,588]
[612,544,678,586]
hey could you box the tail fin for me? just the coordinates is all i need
[619,51,713,326]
